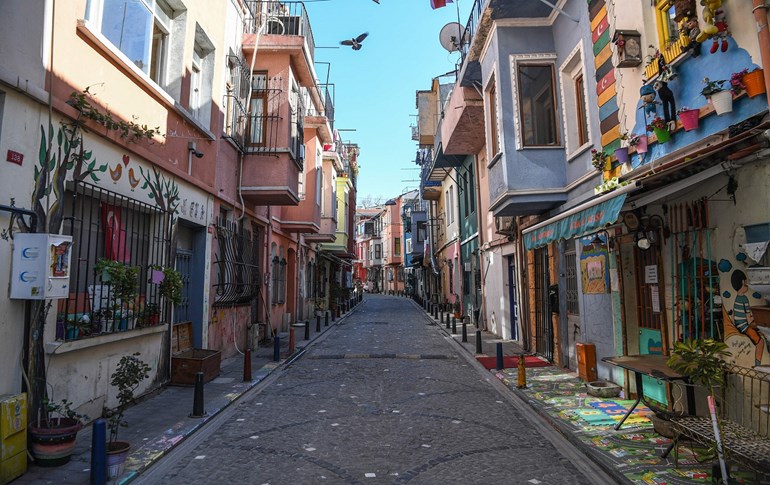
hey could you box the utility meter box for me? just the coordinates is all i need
[10,233,72,300]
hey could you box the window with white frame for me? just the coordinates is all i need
[298,169,306,200]
[487,78,500,158]
[511,55,559,148]
[189,26,215,126]
[374,244,381,260]
[559,44,590,158]
[88,0,185,89]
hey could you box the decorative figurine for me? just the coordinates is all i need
[654,80,677,131]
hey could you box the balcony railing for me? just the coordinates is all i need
[224,52,252,151]
[305,83,335,132]
[459,0,483,66]
[244,1,315,60]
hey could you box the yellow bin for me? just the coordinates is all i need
[0,393,27,484]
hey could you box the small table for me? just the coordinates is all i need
[602,355,695,430]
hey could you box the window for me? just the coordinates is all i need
[98,0,173,81]
[448,185,454,225]
[448,260,454,294]
[559,45,590,157]
[374,244,382,260]
[298,169,305,200]
[647,0,689,79]
[247,73,268,146]
[487,80,500,157]
[416,221,427,243]
[517,64,558,146]
[214,218,260,306]
[394,238,401,256]
[289,79,304,165]
[574,74,588,146]
[468,168,475,214]
[190,50,202,119]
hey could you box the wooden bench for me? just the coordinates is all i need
[664,365,770,475]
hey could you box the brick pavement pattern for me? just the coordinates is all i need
[147,296,594,484]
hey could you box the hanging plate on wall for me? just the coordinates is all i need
[623,211,640,231]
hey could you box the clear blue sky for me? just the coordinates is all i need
[304,0,470,206]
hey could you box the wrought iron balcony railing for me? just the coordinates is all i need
[244,1,315,60]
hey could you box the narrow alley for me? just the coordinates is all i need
[135,295,609,484]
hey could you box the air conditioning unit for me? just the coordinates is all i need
[495,216,516,236]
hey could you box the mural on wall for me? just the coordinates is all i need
[718,258,770,367]
[580,236,609,294]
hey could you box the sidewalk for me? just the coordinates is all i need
[422,303,770,485]
[19,304,359,485]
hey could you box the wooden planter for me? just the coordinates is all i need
[171,321,221,386]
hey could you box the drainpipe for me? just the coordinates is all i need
[752,1,770,112]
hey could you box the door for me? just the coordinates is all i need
[507,255,518,340]
[174,249,193,323]
[634,245,667,404]
[565,250,580,371]
[534,247,554,361]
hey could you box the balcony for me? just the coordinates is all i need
[439,85,485,156]
[243,1,316,87]
[304,83,333,144]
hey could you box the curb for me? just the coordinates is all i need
[119,302,363,483]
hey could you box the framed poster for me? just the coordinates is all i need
[580,240,609,294]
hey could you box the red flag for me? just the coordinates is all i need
[431,0,446,9]
[102,203,130,263]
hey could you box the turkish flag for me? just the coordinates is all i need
[431,0,446,9]
[102,203,130,263]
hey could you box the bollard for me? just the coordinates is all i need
[450,316,455,331]
[289,326,296,353]
[446,314,451,329]
[452,316,457,335]
[332,309,336,322]
[496,342,504,370]
[190,372,207,418]
[273,335,281,361]
[462,321,468,343]
[316,315,321,332]
[90,419,107,485]
[305,320,310,340]
[337,306,341,319]
[243,348,252,381]
[517,354,527,389]
[325,311,329,326]
[475,330,483,354]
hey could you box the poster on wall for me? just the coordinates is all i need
[580,236,609,294]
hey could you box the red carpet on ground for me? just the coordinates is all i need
[476,355,551,370]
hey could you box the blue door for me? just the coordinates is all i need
[507,255,518,340]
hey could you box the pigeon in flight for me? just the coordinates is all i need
[340,32,369,50]
[372,0,380,3]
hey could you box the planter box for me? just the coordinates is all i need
[171,322,221,386]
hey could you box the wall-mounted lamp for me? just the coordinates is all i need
[635,214,668,250]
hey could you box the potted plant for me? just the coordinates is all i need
[646,116,671,144]
[28,397,88,466]
[667,339,732,482]
[590,149,610,172]
[615,134,631,164]
[677,106,700,132]
[732,67,766,98]
[157,266,183,306]
[104,353,151,479]
[95,259,139,330]
[701,78,732,115]
[628,133,648,154]
[137,303,161,327]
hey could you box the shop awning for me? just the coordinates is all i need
[523,183,639,250]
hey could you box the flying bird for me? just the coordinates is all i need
[340,32,368,50]
[372,0,380,3]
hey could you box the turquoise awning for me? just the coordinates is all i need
[523,193,628,250]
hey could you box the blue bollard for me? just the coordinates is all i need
[90,419,107,485]
[273,335,281,361]
[496,342,504,370]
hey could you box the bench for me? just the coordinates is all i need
[664,364,770,475]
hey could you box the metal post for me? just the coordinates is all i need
[452,316,457,334]
[190,372,206,418]
[325,311,329,326]
[243,348,252,381]
[332,309,336,322]
[316,315,321,332]
[462,321,468,343]
[305,320,310,340]
[273,335,281,361]
[496,342,504,370]
[450,316,455,331]
[90,419,107,485]
[289,327,296,353]
[475,330,482,354]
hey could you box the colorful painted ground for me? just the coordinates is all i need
[497,366,766,484]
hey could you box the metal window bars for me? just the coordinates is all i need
[213,218,260,307]
[59,180,172,341]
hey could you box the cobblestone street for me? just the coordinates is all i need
[136,296,610,484]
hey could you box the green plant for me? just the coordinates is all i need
[627,134,643,147]
[590,149,608,171]
[95,259,139,307]
[104,353,151,443]
[701,78,727,98]
[157,266,183,305]
[646,115,668,131]
[40,397,88,427]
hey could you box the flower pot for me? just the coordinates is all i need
[614,147,630,164]
[65,326,79,340]
[678,109,700,131]
[634,135,648,154]
[107,441,131,479]
[709,90,733,115]
[743,69,766,98]
[653,127,671,143]
[150,269,165,284]
[603,157,612,171]
[29,418,82,466]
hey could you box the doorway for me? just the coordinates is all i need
[534,246,554,361]
[507,255,518,340]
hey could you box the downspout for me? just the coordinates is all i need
[752,1,770,112]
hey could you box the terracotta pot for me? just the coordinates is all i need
[743,69,766,98]
[678,109,700,131]
[29,418,82,466]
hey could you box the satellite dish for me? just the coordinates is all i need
[439,22,463,52]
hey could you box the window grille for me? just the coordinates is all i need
[213,218,260,307]
[565,251,579,315]
[59,180,172,341]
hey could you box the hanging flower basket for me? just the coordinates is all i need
[743,69,766,98]
[614,147,630,164]
[150,269,165,284]
[653,127,671,143]
[709,90,733,115]
[678,109,700,131]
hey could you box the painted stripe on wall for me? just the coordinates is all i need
[598,82,616,106]
[599,95,618,120]
[588,0,622,153]
[596,68,616,96]
[601,124,620,146]
[589,0,604,21]
[590,9,607,36]
[600,111,619,132]
[594,43,612,69]
[595,57,613,81]
[593,29,610,56]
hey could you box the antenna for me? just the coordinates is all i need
[439,22,463,53]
